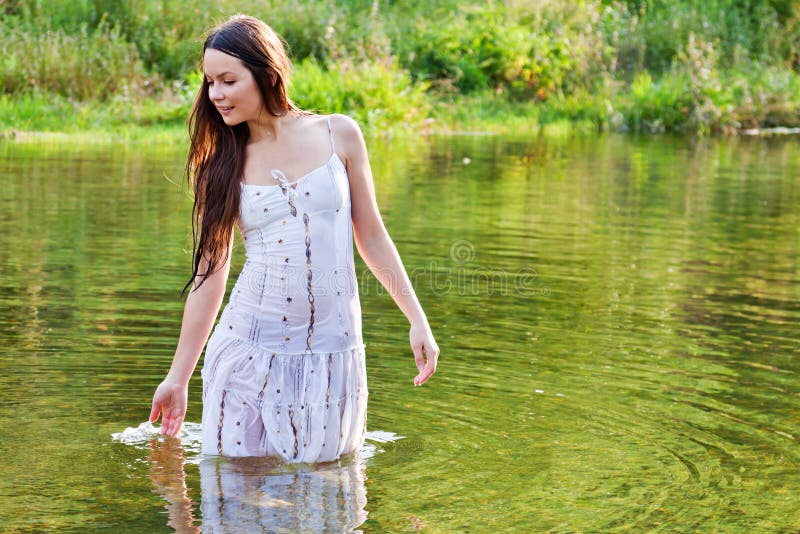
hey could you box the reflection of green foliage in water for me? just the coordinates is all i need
[1,135,799,530]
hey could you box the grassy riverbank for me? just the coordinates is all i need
[2,0,800,139]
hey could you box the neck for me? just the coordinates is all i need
[246,109,297,143]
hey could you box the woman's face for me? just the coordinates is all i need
[203,48,265,125]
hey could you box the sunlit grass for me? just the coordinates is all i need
[2,0,799,138]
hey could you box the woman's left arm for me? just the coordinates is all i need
[334,114,439,386]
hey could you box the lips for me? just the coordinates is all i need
[217,106,234,115]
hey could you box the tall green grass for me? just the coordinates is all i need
[291,57,430,133]
[0,21,148,100]
[1,0,799,136]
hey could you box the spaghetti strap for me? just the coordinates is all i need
[326,115,336,155]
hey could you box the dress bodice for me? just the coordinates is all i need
[213,122,362,355]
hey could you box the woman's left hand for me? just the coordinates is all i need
[410,321,439,386]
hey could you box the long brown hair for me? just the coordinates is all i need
[182,15,306,295]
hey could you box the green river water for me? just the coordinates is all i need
[0,133,798,532]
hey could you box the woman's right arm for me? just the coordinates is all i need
[150,231,234,437]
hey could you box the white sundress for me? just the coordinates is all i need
[200,116,368,463]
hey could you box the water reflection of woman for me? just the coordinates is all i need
[148,440,368,532]
[199,455,367,532]
[147,439,200,533]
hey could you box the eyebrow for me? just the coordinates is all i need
[204,71,236,78]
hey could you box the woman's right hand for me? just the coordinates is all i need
[149,379,189,437]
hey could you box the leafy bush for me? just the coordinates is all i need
[616,71,692,133]
[394,5,573,99]
[0,19,149,100]
[2,0,800,135]
[605,0,787,73]
[290,56,430,132]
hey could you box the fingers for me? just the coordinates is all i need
[414,364,434,386]
[157,399,176,437]
[164,401,187,437]
[171,411,185,437]
[162,412,172,436]
[166,418,180,438]
[413,345,440,386]
[412,342,425,373]
[172,416,184,438]
[163,408,184,438]
[411,341,426,386]
[149,401,161,424]
[162,412,176,437]
[159,412,171,436]
[151,383,187,437]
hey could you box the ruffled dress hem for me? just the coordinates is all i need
[201,332,368,464]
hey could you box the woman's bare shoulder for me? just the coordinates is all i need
[328,113,362,139]
[328,114,366,164]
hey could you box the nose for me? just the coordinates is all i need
[208,83,223,103]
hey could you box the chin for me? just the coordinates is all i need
[221,115,243,126]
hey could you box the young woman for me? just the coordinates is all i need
[149,15,439,463]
